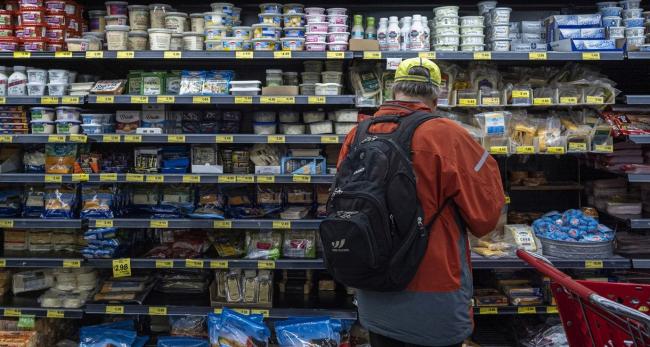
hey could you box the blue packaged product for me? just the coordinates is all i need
[275,317,340,347]
[202,70,235,95]
[84,227,118,240]
[0,188,21,217]
[152,184,194,218]
[157,336,209,347]
[532,209,615,242]
[208,309,269,347]
[180,71,207,96]
[189,186,226,219]
[23,144,45,173]
[42,184,76,219]
[84,320,136,330]
[80,184,115,219]
[79,327,137,347]
[22,185,44,217]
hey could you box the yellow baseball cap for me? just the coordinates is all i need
[394,57,441,86]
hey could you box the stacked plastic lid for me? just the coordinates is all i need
[305,7,349,51]
[432,6,460,51]
[483,1,512,52]
[597,0,648,51]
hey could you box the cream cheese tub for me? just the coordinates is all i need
[105,24,129,50]
[148,28,172,50]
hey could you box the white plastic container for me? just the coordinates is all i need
[55,106,81,121]
[490,40,510,51]
[48,83,68,96]
[328,24,348,33]
[332,109,357,122]
[308,120,333,134]
[461,16,484,27]
[81,124,103,134]
[149,3,173,29]
[128,31,148,50]
[8,66,27,96]
[625,27,645,36]
[253,122,277,134]
[148,28,172,50]
[30,121,55,134]
[254,111,276,122]
[300,83,316,95]
[190,13,205,33]
[621,0,642,9]
[164,12,188,33]
[461,44,485,51]
[435,25,460,36]
[306,14,326,23]
[307,22,328,33]
[461,26,485,35]
[490,7,512,25]
[182,32,204,50]
[48,69,68,84]
[303,110,325,123]
[305,32,327,43]
[489,25,510,40]
[627,35,645,49]
[478,1,498,15]
[105,15,128,26]
[436,35,460,45]
[608,26,626,38]
[105,25,130,50]
[305,7,325,15]
[55,120,80,134]
[170,33,183,50]
[230,87,261,96]
[327,8,347,15]
[434,6,459,18]
[280,123,305,134]
[81,113,112,125]
[128,5,150,31]
[30,107,55,121]
[327,14,347,25]
[203,11,228,26]
[281,37,305,50]
[230,80,262,89]
[462,35,485,45]
[315,83,341,96]
[434,44,458,51]
[27,68,46,84]
[335,122,356,134]
[327,32,349,43]
[327,42,348,51]
[279,110,299,123]
[27,82,45,96]
[434,16,459,26]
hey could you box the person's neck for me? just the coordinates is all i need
[396,96,424,103]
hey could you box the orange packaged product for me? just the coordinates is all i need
[45,144,77,174]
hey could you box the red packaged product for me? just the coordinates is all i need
[0,37,18,51]
[19,0,44,7]
[44,9,64,26]
[17,6,44,25]
[0,10,13,26]
[66,14,79,31]
[16,24,45,38]
[45,37,63,51]
[20,37,45,51]
[44,0,66,12]
[45,24,63,39]
[0,25,13,37]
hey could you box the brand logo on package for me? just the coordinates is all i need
[331,239,349,252]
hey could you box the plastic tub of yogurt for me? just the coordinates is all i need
[434,6,459,18]
[204,12,228,26]
[27,82,45,96]
[307,22,328,33]
[608,26,626,38]
[284,27,305,38]
[27,68,46,84]
[253,38,278,50]
[305,7,325,15]
[81,124,103,134]
[328,24,348,33]
[105,1,128,16]
[259,3,282,14]
[326,42,348,51]
[327,32,349,43]
[182,32,204,50]
[30,107,55,121]
[148,28,172,50]
[620,0,642,9]
[490,40,510,51]
[252,23,281,39]
[305,42,326,51]
[461,16,484,26]
[461,26,485,35]
[55,106,81,121]
[47,83,67,96]
[435,25,460,36]
[30,120,55,134]
[259,13,282,25]
[435,16,459,26]
[327,14,347,25]
[48,69,68,84]
[623,17,644,27]
[306,32,326,43]
[490,7,512,25]
[55,120,80,134]
[281,37,305,50]
[461,35,484,45]
[436,35,460,45]
[602,16,623,27]
[233,26,252,38]
[222,37,244,50]
[105,24,130,50]
[81,113,112,125]
[327,8,347,15]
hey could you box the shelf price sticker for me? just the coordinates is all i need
[473,52,491,60]
[560,97,578,105]
[218,175,236,183]
[479,307,498,315]
[96,95,115,104]
[293,175,311,183]
[4,309,20,317]
[55,51,73,58]
[102,134,120,142]
[489,146,508,155]
[272,220,291,229]
[214,220,232,229]
[0,97,6,104]
[533,98,552,106]
[582,52,601,60]
[13,51,30,58]
[213,308,223,314]
[516,146,536,154]
[116,51,135,59]
[0,135,12,143]
[518,307,537,314]
[273,51,292,59]
[258,260,276,269]
[48,135,66,143]
[192,96,211,104]
[112,258,131,278]
[146,175,164,183]
[233,308,251,315]
[69,134,87,143]
[235,51,254,59]
[234,96,253,104]
[481,97,501,106]
[586,96,605,104]
[182,175,201,183]
[126,173,144,182]
[251,309,270,317]
[62,96,80,104]
[308,96,326,104]
[124,135,142,143]
[148,306,168,315]
[0,259,5,267]
[41,96,59,104]
[167,135,186,143]
[547,306,559,314]
[418,52,436,60]
[363,51,382,59]
[458,98,477,106]
[105,306,124,314]
[585,260,604,269]
[210,260,229,269]
[505,196,511,204]
[163,51,181,59]
[568,142,587,152]
[95,219,113,228]
[595,145,613,153]
[45,175,63,183]
[185,259,204,268]
[236,175,255,183]
[150,220,169,228]
[156,96,175,104]
[547,147,566,155]
[72,173,89,182]
[100,173,118,182]
[155,260,174,268]
[85,51,104,58]
[215,135,234,143]
[260,96,295,104]
[327,51,345,59]
[512,90,530,99]
[130,96,148,103]
[256,175,275,183]
[321,135,339,144]
[528,52,547,60]
[267,135,286,143]
[63,259,81,268]
[47,310,65,318]
[0,220,13,228]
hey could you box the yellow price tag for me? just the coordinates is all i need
[458,99,477,106]
[105,306,124,314]
[41,96,59,104]
[47,135,66,143]
[505,196,511,204]
[112,259,131,278]
[560,97,578,105]
[163,51,181,59]
[234,96,252,104]
[96,95,115,104]
[216,135,234,143]
[308,96,326,104]
[0,220,13,228]
[479,307,498,315]
[251,309,270,317]
[214,308,223,314]
[489,146,508,155]
[69,134,87,143]
[103,135,120,143]
[257,175,275,183]
[47,310,65,318]
[155,260,174,268]
[512,90,530,98]
[518,307,537,314]
[547,147,565,154]
[192,96,211,104]
[582,52,601,60]
[95,219,113,228]
[529,52,547,60]
[267,135,286,143]
[210,260,229,269]
[272,221,291,229]
[186,259,204,268]
[130,96,148,103]
[156,95,175,103]
[4,309,20,317]
[569,143,587,151]
[146,175,164,183]
[13,52,30,58]
[55,51,72,58]
[235,51,254,59]
[63,259,81,268]
[214,220,232,229]
[236,175,255,183]
[418,51,436,59]
[595,145,613,153]
[218,175,236,183]
[233,308,251,315]
[0,97,6,104]
[148,306,168,315]
[167,135,186,143]
[150,220,169,228]
[481,97,500,106]
[516,146,536,154]
[533,98,552,105]
[124,135,142,143]
[45,175,63,183]
[473,52,491,60]
[363,51,382,59]
[321,135,339,143]
[327,51,345,59]
[293,175,311,183]
[547,306,559,314]
[100,173,117,182]
[274,51,292,59]
[0,260,5,267]
[72,173,89,182]
[126,174,144,182]
[182,175,201,183]
[587,96,604,104]
[585,260,604,269]
[260,96,295,104]
[85,51,104,58]
[0,135,12,143]
[62,96,80,104]
[116,51,135,59]
[258,260,276,269]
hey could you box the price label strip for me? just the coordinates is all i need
[479,307,498,315]
[95,219,113,228]
[112,258,132,278]
[156,96,175,104]
[105,306,124,314]
[63,259,81,268]
[216,135,234,143]
[155,260,174,268]
[272,221,291,229]
[148,306,168,315]
[186,259,204,268]
[0,220,13,228]
[257,175,275,183]
[47,310,65,318]
[210,260,229,269]
[518,307,537,314]
[585,260,604,269]
[150,220,169,228]
[124,135,142,143]
[258,260,276,269]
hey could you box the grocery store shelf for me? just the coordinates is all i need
[87,218,322,229]
[473,306,558,315]
[86,95,356,105]
[0,218,81,229]
[632,259,650,269]
[625,95,650,105]
[629,218,650,230]
[0,257,83,268]
[440,102,611,109]
[0,51,354,60]
[0,173,335,184]
[471,255,631,269]
[626,52,650,60]
[627,174,650,183]
[628,135,650,144]
[0,307,83,319]
[86,258,326,270]
[509,182,583,191]
[357,51,624,61]
[0,134,345,144]
[0,96,83,105]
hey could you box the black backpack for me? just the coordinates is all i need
[319,110,454,292]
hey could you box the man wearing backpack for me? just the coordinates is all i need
[320,58,505,347]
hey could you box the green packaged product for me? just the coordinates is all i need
[142,72,166,96]
[128,70,144,95]
[166,71,181,94]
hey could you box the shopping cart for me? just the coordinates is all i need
[517,249,650,347]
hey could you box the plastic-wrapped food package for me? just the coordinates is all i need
[537,116,564,152]
[224,185,264,218]
[282,230,316,258]
[275,317,341,347]
[80,184,115,219]
[257,184,283,217]
[13,269,54,294]
[169,315,207,338]
[202,70,235,95]
[532,209,615,242]
[521,325,568,347]
[214,308,270,347]
[43,184,77,218]
[153,184,194,218]
[23,144,46,172]
[510,112,537,148]
[45,144,77,174]
[208,312,265,347]
[79,327,138,347]
[210,230,246,258]
[245,230,282,259]
[157,336,208,347]
[179,71,206,95]
[189,186,226,219]
[286,185,314,205]
[0,187,21,217]
[130,185,160,214]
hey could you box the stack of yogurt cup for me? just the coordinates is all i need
[618,0,645,50]
[305,7,348,51]
[460,15,485,51]
[432,6,460,51]
[485,4,512,51]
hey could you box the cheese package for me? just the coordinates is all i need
[116,110,141,134]
[13,270,54,294]
[504,224,539,252]
[90,79,127,94]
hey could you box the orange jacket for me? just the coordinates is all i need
[338,101,505,292]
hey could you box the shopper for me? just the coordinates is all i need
[335,58,505,347]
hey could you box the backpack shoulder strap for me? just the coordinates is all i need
[392,110,440,156]
[351,115,401,149]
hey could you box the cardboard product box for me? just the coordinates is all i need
[262,86,299,96]
[349,39,380,51]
